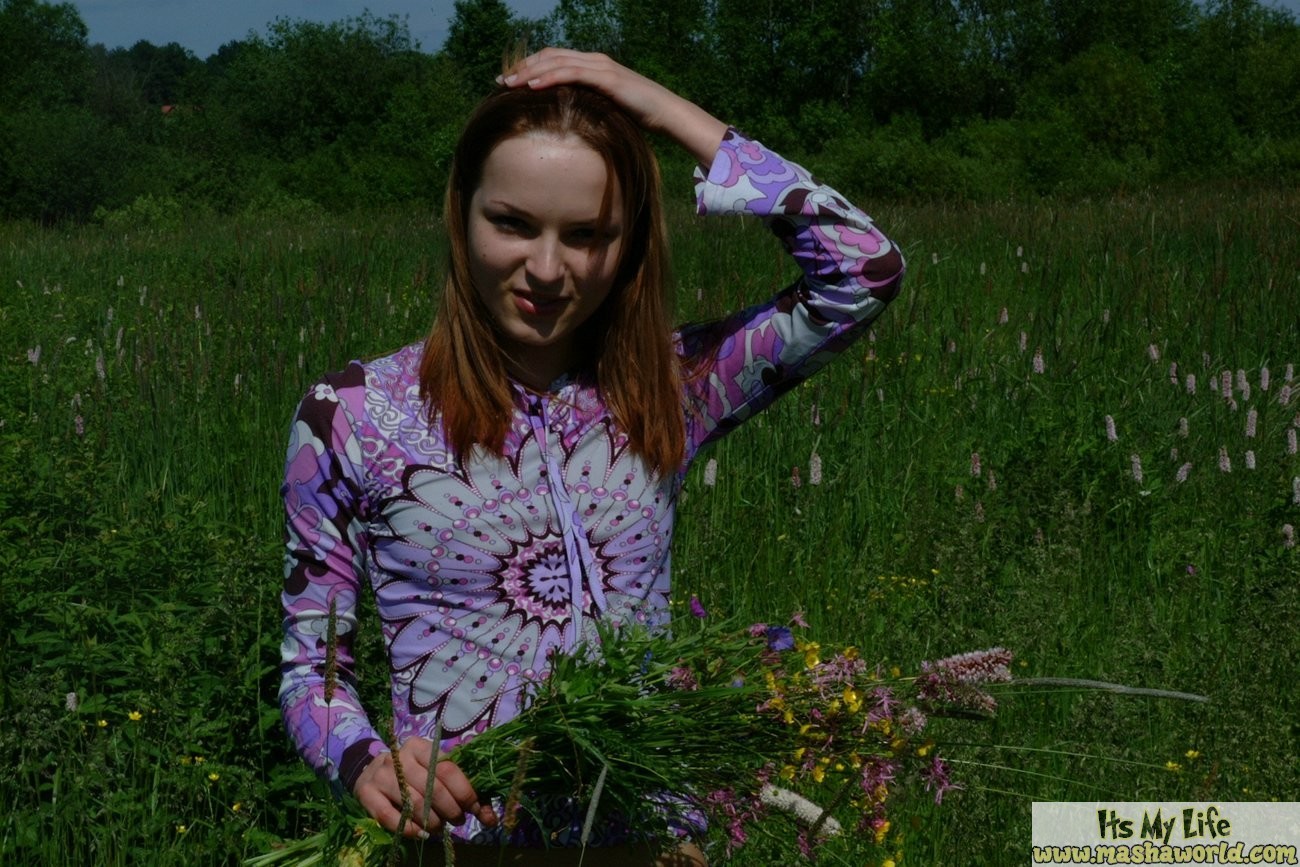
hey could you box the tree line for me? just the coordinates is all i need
[1,0,1297,223]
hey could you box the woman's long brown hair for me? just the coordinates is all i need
[419,85,684,476]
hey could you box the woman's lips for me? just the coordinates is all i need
[512,290,567,317]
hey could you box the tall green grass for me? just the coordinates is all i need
[2,185,1296,864]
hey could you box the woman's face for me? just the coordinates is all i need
[466,132,625,388]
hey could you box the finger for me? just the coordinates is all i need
[357,783,433,839]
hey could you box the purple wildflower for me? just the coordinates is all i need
[1261,367,1271,391]
[689,595,707,619]
[747,623,768,638]
[1175,462,1193,483]
[859,755,898,800]
[1033,347,1045,374]
[791,465,802,489]
[1186,374,1197,396]
[970,451,982,477]
[667,666,699,691]
[1130,454,1144,484]
[1219,447,1232,473]
[1105,415,1118,443]
[898,706,928,735]
[922,755,960,804]
[1221,371,1233,400]
[1288,428,1297,456]
[1169,361,1179,385]
[1238,369,1251,401]
[791,611,810,628]
[765,626,794,652]
[1246,408,1258,439]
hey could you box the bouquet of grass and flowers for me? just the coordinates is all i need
[251,603,1049,865]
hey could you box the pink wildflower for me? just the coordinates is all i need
[987,469,997,492]
[1148,343,1160,362]
[1179,417,1189,438]
[791,610,810,628]
[1246,408,1257,439]
[667,666,699,691]
[1238,369,1250,401]
[1245,450,1256,470]
[1293,477,1300,506]
[1280,384,1293,406]
[1261,367,1271,391]
[75,415,84,437]
[1019,331,1028,353]
[689,595,707,619]
[809,452,823,486]
[1288,428,1297,456]
[922,756,960,804]
[1176,462,1193,483]
[1105,415,1118,443]
[1032,347,1045,374]
[790,465,802,489]
[1186,374,1197,396]
[1130,454,1144,484]
[998,306,1009,325]
[1169,362,1179,385]
[974,501,985,522]
[1221,371,1233,400]
[954,484,965,502]
[1284,524,1295,549]
[1219,447,1231,473]
[970,451,982,477]
[26,346,41,365]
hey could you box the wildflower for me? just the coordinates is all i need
[1287,363,1295,382]
[1219,447,1231,473]
[809,452,823,486]
[1284,525,1295,549]
[811,403,821,427]
[970,451,982,477]
[1221,371,1233,399]
[26,346,41,365]
[791,465,802,489]
[1016,245,1023,258]
[765,626,795,652]
[791,610,810,628]
[703,457,717,487]
[231,802,243,812]
[1148,344,1160,362]
[1175,463,1192,484]
[1185,749,1200,760]
[1019,331,1028,353]
[1033,347,1045,374]
[921,755,959,804]
[1186,564,1197,576]
[800,641,822,669]
[208,772,220,782]
[65,692,78,712]
[194,756,205,764]
[998,306,1008,325]
[986,469,997,492]
[931,252,939,265]
[1281,384,1293,406]
[1021,261,1029,274]
[128,710,142,722]
[1293,477,1300,506]
[1245,450,1256,470]
[1289,428,1297,456]
[1179,417,1189,438]
[1186,374,1197,396]
[1203,351,1212,369]
[1246,408,1258,438]
[1130,454,1144,484]
[176,825,188,834]
[689,595,708,619]
[974,501,985,522]
[1238,369,1250,401]
[667,666,699,691]
[1169,361,1179,384]
[1105,415,1118,443]
[1102,308,1110,324]
[954,484,964,502]
[1261,367,1270,391]
[97,719,108,728]
[95,353,106,382]
[1165,761,1182,773]
[75,415,85,437]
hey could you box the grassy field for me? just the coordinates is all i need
[2,183,1297,865]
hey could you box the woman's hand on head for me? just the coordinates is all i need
[500,47,728,169]
[352,737,497,838]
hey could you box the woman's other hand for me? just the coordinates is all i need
[499,48,727,169]
[352,737,498,837]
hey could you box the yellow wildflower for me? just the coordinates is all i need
[779,765,796,781]
[889,665,901,678]
[97,719,108,728]
[1165,761,1182,773]
[842,646,860,660]
[128,710,142,722]
[843,687,862,713]
[811,764,826,783]
[175,825,187,834]
[916,743,931,757]
[231,803,242,813]
[194,756,205,764]
[783,709,794,725]
[208,772,220,782]
[1185,749,1200,760]
[875,819,892,844]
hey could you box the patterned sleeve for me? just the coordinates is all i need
[278,363,388,792]
[680,128,905,455]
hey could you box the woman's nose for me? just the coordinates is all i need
[526,237,565,285]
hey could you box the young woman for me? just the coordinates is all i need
[279,49,905,865]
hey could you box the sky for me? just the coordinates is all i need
[71,1,560,58]
[72,0,1300,60]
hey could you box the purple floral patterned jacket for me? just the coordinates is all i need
[278,129,905,821]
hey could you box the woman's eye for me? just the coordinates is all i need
[490,215,526,232]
